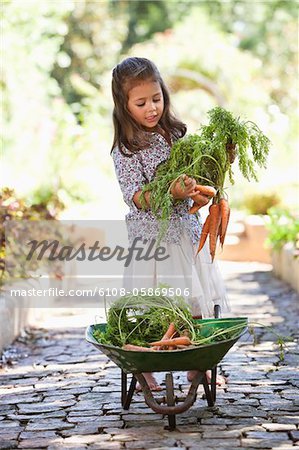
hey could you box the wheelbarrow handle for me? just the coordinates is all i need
[212,303,221,402]
[214,304,221,319]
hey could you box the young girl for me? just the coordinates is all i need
[111,57,230,390]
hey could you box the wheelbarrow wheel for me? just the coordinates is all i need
[165,372,176,430]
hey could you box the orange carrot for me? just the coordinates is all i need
[208,203,221,261]
[219,198,230,247]
[194,185,217,198]
[197,214,211,254]
[190,192,210,205]
[188,203,201,214]
[123,344,153,352]
[149,336,191,347]
[189,193,210,214]
[218,218,222,240]
[161,322,176,340]
[153,322,177,350]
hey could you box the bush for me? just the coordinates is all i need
[265,207,299,252]
[243,192,280,215]
[0,188,65,287]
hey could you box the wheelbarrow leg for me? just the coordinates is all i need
[211,366,217,403]
[165,372,176,430]
[202,373,214,407]
[121,370,127,407]
[121,370,137,410]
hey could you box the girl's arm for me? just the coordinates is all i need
[112,146,148,212]
[113,147,196,212]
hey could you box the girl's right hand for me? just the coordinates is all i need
[170,175,196,200]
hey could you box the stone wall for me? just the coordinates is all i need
[0,278,50,353]
[271,243,299,293]
[218,214,271,263]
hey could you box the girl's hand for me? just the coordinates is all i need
[170,175,196,200]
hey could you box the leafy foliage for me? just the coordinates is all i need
[0,188,65,287]
[266,207,299,252]
[200,0,298,112]
[112,0,190,53]
[243,192,280,215]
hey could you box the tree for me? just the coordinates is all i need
[111,0,190,53]
[198,0,298,111]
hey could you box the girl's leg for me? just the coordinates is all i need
[187,370,226,385]
[136,372,162,391]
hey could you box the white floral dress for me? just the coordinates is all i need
[112,131,229,318]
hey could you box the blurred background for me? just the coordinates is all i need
[1,0,298,350]
[1,0,298,257]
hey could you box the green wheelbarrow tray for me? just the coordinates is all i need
[85,317,248,374]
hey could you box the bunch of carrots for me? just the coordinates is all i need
[123,322,192,352]
[187,183,230,262]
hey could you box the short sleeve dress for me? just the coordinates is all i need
[112,131,229,318]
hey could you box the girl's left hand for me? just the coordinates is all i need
[171,175,196,200]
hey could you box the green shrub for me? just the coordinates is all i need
[265,207,299,252]
[243,192,280,215]
[0,188,65,287]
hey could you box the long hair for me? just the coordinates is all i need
[111,57,186,155]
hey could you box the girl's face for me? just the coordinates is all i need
[127,80,164,130]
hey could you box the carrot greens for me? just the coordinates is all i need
[93,293,195,347]
[140,106,271,221]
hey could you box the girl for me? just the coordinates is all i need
[111,57,230,390]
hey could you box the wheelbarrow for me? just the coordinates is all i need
[85,306,248,430]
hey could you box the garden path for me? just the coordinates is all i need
[0,261,298,450]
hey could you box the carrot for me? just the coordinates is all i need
[161,322,176,340]
[153,322,177,350]
[189,193,210,214]
[219,198,230,247]
[188,203,201,214]
[194,185,217,198]
[190,192,210,205]
[208,203,221,261]
[149,336,191,347]
[197,214,211,254]
[123,344,153,352]
[218,218,222,240]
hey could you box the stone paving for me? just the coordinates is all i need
[0,261,298,450]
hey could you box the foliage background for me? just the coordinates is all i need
[1,0,298,219]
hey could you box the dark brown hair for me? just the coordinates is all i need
[111,57,186,155]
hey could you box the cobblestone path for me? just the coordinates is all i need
[0,262,298,449]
